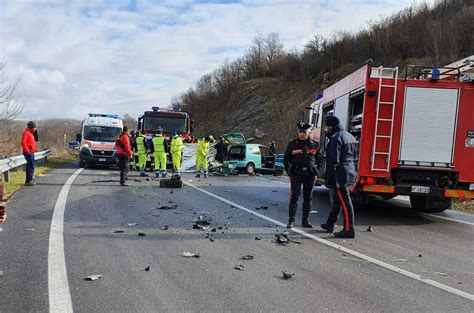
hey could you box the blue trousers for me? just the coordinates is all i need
[23,152,35,183]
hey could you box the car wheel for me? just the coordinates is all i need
[246,163,255,175]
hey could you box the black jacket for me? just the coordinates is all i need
[324,125,356,188]
[284,138,319,177]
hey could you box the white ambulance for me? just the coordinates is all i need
[77,113,123,167]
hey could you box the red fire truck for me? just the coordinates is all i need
[138,106,193,141]
[310,56,474,212]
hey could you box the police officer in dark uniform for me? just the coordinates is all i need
[321,115,357,238]
[284,122,320,228]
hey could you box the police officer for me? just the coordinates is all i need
[321,115,357,238]
[284,122,319,228]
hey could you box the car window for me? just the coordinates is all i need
[248,145,260,155]
[229,146,244,154]
[259,146,271,156]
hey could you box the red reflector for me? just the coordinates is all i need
[366,177,376,185]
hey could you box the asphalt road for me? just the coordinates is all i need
[1,164,473,312]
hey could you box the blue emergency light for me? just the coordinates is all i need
[88,113,119,119]
[315,93,323,100]
[152,106,160,111]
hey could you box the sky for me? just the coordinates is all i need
[0,0,434,120]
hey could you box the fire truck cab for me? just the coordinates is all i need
[310,56,474,212]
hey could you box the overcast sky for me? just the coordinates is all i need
[1,0,434,120]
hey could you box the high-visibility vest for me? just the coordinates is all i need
[197,139,209,157]
[171,136,183,154]
[152,136,165,153]
[136,135,147,153]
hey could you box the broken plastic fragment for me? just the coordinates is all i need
[157,205,177,210]
[128,223,138,226]
[233,264,244,271]
[367,226,372,232]
[138,232,146,236]
[309,211,318,214]
[241,255,254,260]
[282,271,295,279]
[145,266,150,271]
[255,206,268,210]
[160,226,169,230]
[418,254,423,257]
[112,230,125,233]
[182,252,200,258]
[85,274,102,281]
[255,236,261,240]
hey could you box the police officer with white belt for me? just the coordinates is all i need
[284,122,320,228]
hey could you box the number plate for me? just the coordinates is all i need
[98,158,106,162]
[411,186,430,194]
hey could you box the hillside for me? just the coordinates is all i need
[177,0,474,152]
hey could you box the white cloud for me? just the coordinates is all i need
[0,0,434,120]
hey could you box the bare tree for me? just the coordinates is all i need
[0,62,22,156]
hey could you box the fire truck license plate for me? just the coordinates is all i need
[411,186,430,194]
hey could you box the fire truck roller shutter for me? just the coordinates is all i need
[399,87,459,166]
[334,94,350,129]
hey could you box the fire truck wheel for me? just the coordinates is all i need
[246,163,255,175]
[409,195,450,213]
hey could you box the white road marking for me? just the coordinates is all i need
[48,168,83,313]
[184,180,474,301]
[396,197,474,226]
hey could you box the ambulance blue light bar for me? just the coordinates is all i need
[152,106,160,111]
[88,113,119,119]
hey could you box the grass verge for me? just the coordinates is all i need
[4,154,78,200]
[453,199,474,214]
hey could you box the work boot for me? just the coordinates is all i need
[320,223,334,233]
[161,172,167,178]
[287,204,297,228]
[155,171,160,178]
[334,227,355,239]
[195,173,201,178]
[140,170,146,177]
[301,204,313,228]
[301,220,313,228]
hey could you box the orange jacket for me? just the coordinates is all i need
[116,132,132,158]
[21,128,37,154]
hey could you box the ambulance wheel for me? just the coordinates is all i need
[246,163,255,175]
[410,195,450,213]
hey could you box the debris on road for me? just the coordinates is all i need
[193,215,212,230]
[145,266,150,271]
[367,226,372,232]
[160,226,169,230]
[182,252,200,258]
[309,211,318,214]
[84,275,102,281]
[112,230,125,234]
[255,236,261,240]
[434,272,448,276]
[156,205,177,210]
[138,232,146,236]
[275,232,301,245]
[241,255,254,260]
[418,254,423,257]
[233,264,244,271]
[397,259,407,262]
[205,235,215,242]
[255,206,268,210]
[282,271,295,279]
[128,223,138,226]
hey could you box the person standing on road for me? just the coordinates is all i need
[152,130,169,178]
[170,131,184,177]
[283,122,319,228]
[195,136,210,178]
[269,141,277,155]
[135,131,148,176]
[214,136,227,164]
[21,121,38,186]
[321,115,357,238]
[115,126,133,187]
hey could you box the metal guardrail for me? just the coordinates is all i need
[0,149,52,180]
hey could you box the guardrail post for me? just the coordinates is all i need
[0,173,6,223]
[3,171,10,183]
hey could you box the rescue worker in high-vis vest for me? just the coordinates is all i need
[135,132,148,177]
[170,131,184,177]
[152,130,169,178]
[195,136,210,178]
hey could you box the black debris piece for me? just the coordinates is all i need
[217,226,223,230]
[255,236,261,240]
[275,233,289,244]
[160,226,169,230]
[211,228,217,232]
[138,232,146,236]
[84,274,102,281]
[272,190,278,192]
[255,206,268,210]
[418,254,423,257]
[112,230,125,234]
[233,264,244,271]
[157,205,177,210]
[367,226,372,232]
[193,215,212,230]
[230,205,236,208]
[170,191,174,194]
[241,255,254,260]
[145,266,150,271]
[282,271,295,279]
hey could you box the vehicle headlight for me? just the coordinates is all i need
[469,183,474,191]
[83,144,90,149]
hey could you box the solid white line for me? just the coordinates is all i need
[422,214,474,227]
[396,197,474,227]
[184,181,474,301]
[48,168,83,313]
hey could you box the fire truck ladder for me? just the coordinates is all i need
[371,66,399,172]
